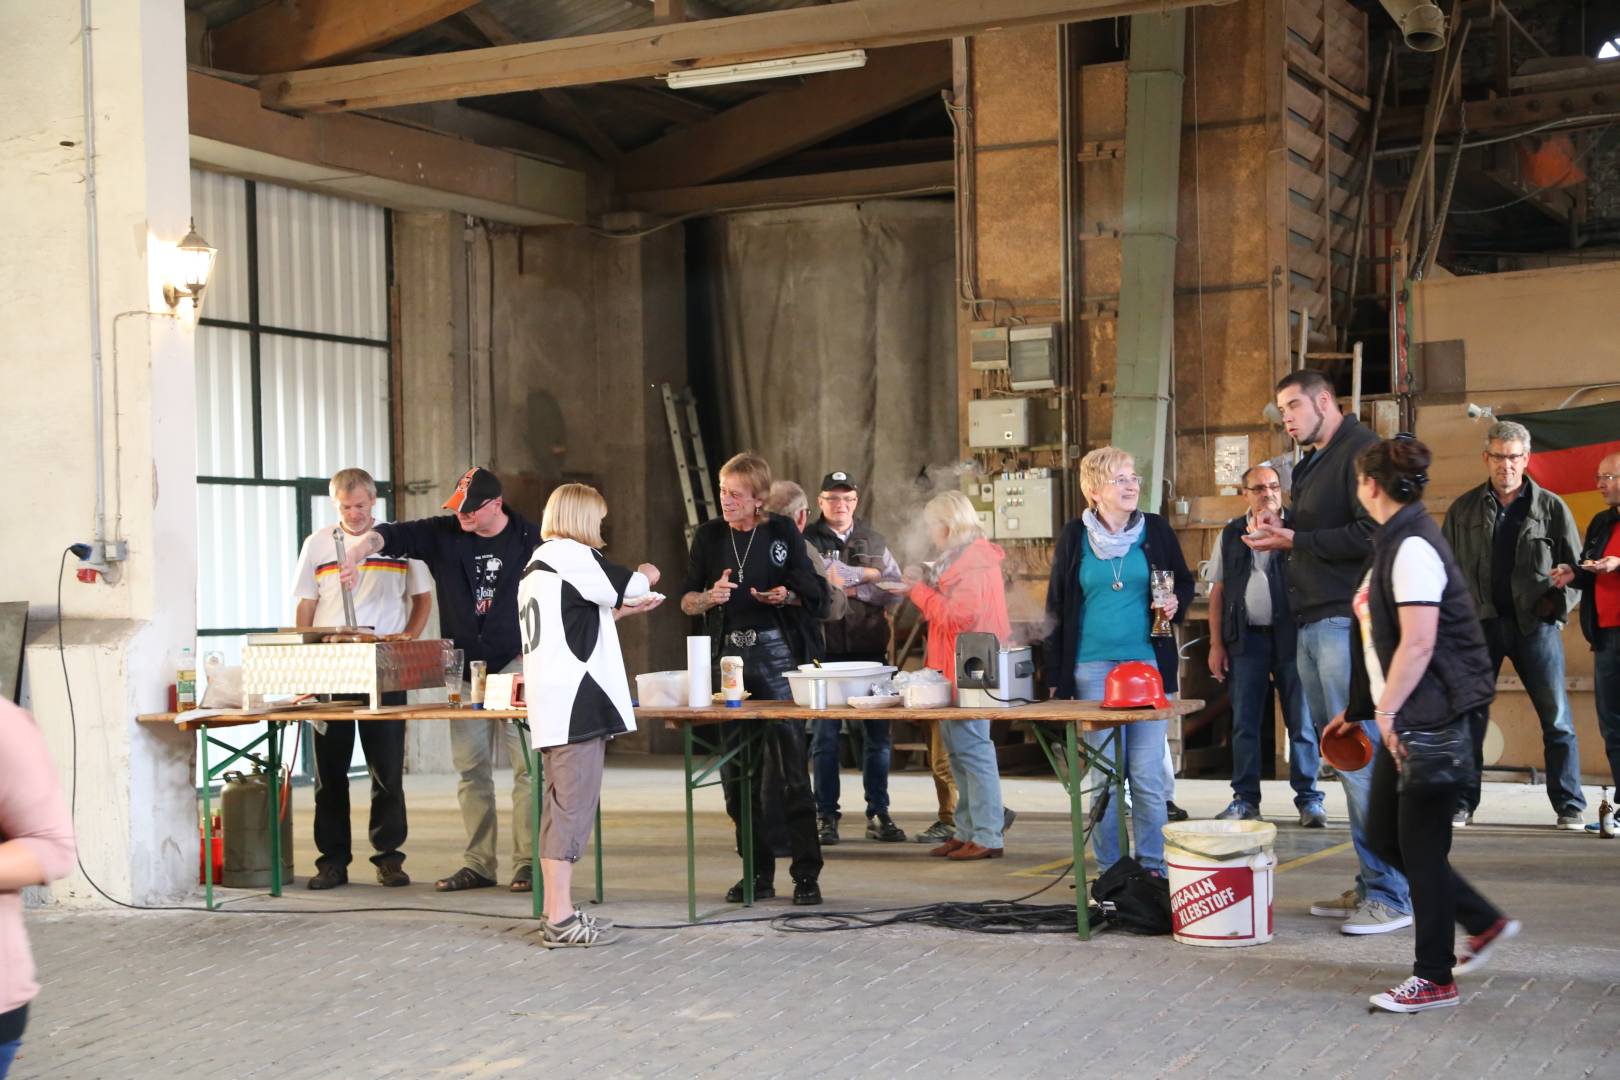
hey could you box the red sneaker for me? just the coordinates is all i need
[1369,976,1460,1013]
[1455,917,1521,975]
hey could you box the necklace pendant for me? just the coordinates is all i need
[1112,581,1124,591]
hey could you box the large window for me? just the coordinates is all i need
[190,171,394,773]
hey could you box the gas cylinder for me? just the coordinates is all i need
[221,769,294,887]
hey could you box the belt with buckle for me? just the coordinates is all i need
[725,628,780,648]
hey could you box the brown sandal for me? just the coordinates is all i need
[434,867,496,892]
[509,866,533,893]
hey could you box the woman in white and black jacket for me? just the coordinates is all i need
[1333,436,1518,1014]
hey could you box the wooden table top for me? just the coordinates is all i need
[638,699,1204,730]
[140,698,1204,733]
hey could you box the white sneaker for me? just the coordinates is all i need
[1309,887,1359,918]
[1452,809,1471,828]
[1341,899,1414,935]
[1556,813,1586,831]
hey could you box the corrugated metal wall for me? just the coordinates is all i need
[190,171,393,776]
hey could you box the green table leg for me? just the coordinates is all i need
[740,724,755,907]
[684,722,697,924]
[201,725,215,911]
[1067,723,1089,941]
[592,802,604,905]
[516,722,543,920]
[267,721,282,898]
[1114,729,1129,855]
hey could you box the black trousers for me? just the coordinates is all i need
[1364,712,1503,985]
[719,631,822,885]
[312,692,408,870]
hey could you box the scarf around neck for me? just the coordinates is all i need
[1082,508,1144,561]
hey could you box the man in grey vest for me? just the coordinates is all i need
[1208,464,1326,826]
[804,470,907,845]
[1442,420,1585,830]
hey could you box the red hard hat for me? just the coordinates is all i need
[1101,661,1170,710]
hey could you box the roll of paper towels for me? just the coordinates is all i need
[686,636,712,708]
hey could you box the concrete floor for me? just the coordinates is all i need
[17,760,1620,1078]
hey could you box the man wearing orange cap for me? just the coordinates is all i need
[340,467,543,894]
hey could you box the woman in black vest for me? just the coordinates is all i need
[1332,436,1518,1013]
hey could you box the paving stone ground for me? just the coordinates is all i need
[13,771,1620,1079]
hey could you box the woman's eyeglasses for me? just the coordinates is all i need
[1106,475,1143,488]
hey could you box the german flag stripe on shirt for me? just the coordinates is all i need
[1500,400,1620,532]
[313,558,413,578]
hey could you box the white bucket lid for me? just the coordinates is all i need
[1162,819,1277,859]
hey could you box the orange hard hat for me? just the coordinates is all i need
[1101,660,1170,710]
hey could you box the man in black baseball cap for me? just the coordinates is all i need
[805,469,909,845]
[442,466,503,516]
[340,465,542,894]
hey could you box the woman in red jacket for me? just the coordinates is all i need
[902,490,1012,860]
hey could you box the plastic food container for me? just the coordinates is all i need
[784,662,897,708]
[901,681,953,708]
[635,670,690,708]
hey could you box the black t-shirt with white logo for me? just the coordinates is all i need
[469,537,505,623]
[683,514,801,631]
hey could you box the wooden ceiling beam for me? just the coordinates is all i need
[616,160,953,216]
[589,84,718,125]
[616,42,949,191]
[211,0,481,75]
[260,0,1225,113]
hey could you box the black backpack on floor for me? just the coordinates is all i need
[1090,855,1172,935]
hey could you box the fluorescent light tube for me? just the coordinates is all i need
[663,49,867,89]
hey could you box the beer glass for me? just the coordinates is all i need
[1150,571,1175,638]
[443,646,465,707]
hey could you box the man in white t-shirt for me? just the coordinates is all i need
[291,467,433,890]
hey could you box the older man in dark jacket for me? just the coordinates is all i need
[1442,420,1585,830]
[1208,465,1325,826]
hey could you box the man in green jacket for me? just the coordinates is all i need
[1441,420,1585,830]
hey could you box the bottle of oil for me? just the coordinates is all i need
[1599,787,1616,839]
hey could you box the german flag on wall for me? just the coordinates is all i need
[1500,400,1620,531]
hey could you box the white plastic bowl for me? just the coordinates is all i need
[784,662,897,708]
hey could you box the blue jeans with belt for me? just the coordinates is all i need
[1297,616,1410,914]
[1076,660,1171,874]
[1229,625,1322,811]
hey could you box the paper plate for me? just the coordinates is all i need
[848,695,901,710]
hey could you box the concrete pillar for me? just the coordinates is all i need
[2,0,198,904]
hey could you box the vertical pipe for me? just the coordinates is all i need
[81,0,106,548]
[1351,341,1364,416]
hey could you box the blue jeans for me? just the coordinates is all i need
[0,1037,17,1079]
[1594,628,1620,789]
[810,717,893,819]
[1481,617,1586,814]
[1076,661,1171,874]
[1229,626,1323,810]
[939,718,1005,847]
[1297,617,1410,913]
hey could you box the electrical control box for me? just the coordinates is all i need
[1008,323,1059,390]
[967,398,1032,448]
[993,473,1058,540]
[969,326,1009,370]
